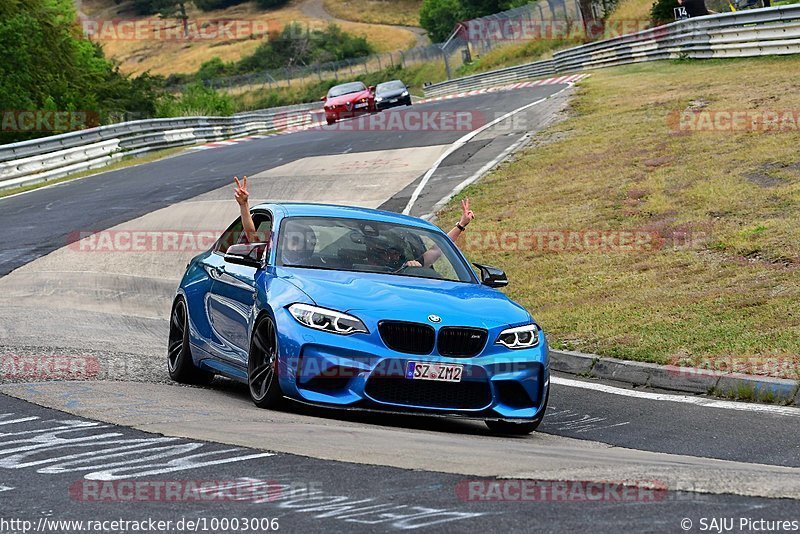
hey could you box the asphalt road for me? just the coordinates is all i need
[1,83,799,533]
[0,85,563,276]
[2,394,798,534]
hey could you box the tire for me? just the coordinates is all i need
[326,118,335,125]
[485,419,541,435]
[248,314,283,409]
[485,390,549,435]
[167,297,214,385]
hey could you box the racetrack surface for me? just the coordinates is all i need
[1,83,799,532]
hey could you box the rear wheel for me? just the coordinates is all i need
[167,297,214,385]
[248,315,283,409]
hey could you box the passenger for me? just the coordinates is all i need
[233,176,475,268]
[404,197,474,268]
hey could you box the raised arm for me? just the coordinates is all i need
[234,176,258,243]
[409,197,475,267]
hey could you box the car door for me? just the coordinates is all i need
[206,211,273,366]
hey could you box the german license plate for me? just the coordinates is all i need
[390,98,398,103]
[355,102,368,109]
[406,361,463,382]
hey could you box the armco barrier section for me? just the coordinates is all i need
[424,4,800,97]
[0,102,320,191]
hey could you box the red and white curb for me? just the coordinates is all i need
[189,134,277,151]
[189,74,589,150]
[417,74,590,104]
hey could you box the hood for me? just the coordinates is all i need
[326,90,371,106]
[377,89,407,99]
[278,268,531,329]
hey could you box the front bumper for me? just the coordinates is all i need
[275,308,549,421]
[376,96,412,110]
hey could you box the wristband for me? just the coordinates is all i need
[455,222,467,232]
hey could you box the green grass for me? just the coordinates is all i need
[437,56,800,378]
[457,39,583,77]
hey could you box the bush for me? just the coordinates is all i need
[255,0,291,8]
[193,0,245,10]
[650,0,679,24]
[198,23,373,80]
[156,83,234,117]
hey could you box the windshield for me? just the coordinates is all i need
[277,216,475,283]
[376,81,406,94]
[327,82,367,98]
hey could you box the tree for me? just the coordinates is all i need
[420,0,464,42]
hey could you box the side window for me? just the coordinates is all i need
[213,212,273,254]
[214,217,244,254]
[252,214,273,243]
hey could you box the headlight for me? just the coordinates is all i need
[288,303,368,335]
[496,324,539,349]
[376,97,383,102]
[401,90,409,97]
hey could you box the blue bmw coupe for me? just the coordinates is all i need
[169,203,549,434]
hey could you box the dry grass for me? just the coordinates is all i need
[438,57,800,377]
[84,0,418,76]
[605,0,654,27]
[323,0,423,26]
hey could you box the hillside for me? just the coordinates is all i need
[80,0,422,76]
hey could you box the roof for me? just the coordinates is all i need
[253,202,440,231]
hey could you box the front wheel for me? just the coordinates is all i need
[485,419,541,435]
[167,297,214,385]
[485,390,548,435]
[248,315,283,409]
[326,117,336,125]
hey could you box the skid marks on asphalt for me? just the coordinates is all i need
[542,405,631,434]
[0,412,272,480]
[0,411,487,530]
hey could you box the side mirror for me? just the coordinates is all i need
[225,243,269,269]
[473,263,508,288]
[320,96,327,101]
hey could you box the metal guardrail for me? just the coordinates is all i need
[425,4,800,97]
[424,60,556,97]
[0,102,319,192]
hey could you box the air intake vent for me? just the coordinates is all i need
[378,321,435,355]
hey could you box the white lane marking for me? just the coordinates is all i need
[402,84,572,216]
[0,414,274,479]
[552,376,800,417]
[422,131,532,220]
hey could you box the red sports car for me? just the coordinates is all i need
[322,81,376,125]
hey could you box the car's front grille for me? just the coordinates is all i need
[365,361,491,410]
[378,321,435,355]
[437,327,488,358]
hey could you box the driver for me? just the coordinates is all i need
[280,221,318,266]
[233,176,475,268]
